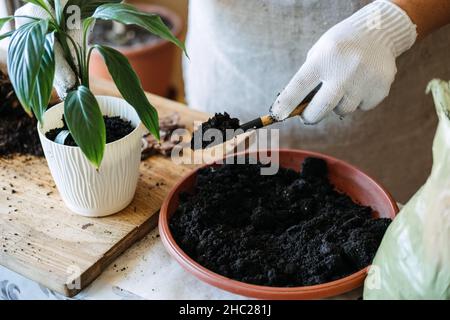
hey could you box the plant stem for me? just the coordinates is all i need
[79,43,89,87]
[85,46,95,89]
[59,30,84,84]
[53,27,79,86]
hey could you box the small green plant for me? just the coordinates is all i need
[0,0,185,168]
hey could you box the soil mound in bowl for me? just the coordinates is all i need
[46,116,135,146]
[170,158,391,287]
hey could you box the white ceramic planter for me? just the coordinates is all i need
[38,96,144,217]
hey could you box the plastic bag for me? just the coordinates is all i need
[363,80,450,300]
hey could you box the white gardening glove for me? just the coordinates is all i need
[270,0,417,124]
[14,1,83,99]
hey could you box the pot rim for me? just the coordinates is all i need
[159,149,399,299]
[37,95,144,150]
[92,3,183,58]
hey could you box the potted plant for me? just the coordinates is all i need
[0,0,185,217]
[89,2,182,96]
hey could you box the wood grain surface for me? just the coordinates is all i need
[0,78,214,297]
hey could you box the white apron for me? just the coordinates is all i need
[183,0,450,202]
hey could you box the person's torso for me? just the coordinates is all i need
[184,0,371,119]
[183,0,450,201]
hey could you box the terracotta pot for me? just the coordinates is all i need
[159,149,399,300]
[89,3,183,96]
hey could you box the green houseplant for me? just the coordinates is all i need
[0,0,185,216]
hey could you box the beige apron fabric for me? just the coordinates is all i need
[183,0,450,202]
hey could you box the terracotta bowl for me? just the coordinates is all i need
[159,149,399,299]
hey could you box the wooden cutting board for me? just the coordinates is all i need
[0,78,228,297]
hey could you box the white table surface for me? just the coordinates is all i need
[0,227,363,300]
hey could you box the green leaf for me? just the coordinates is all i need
[64,86,106,168]
[24,0,49,6]
[7,20,49,114]
[427,80,450,119]
[82,16,95,44]
[30,33,55,123]
[83,17,95,34]
[24,0,49,7]
[93,3,187,55]
[0,16,13,30]
[24,0,52,15]
[65,0,121,19]
[94,45,160,139]
[0,31,14,41]
[53,0,64,26]
[0,15,14,41]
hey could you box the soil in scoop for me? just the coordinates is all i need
[170,158,391,287]
[0,72,43,157]
[191,112,241,150]
[91,18,173,48]
[46,116,135,146]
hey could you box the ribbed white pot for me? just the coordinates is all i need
[38,96,144,217]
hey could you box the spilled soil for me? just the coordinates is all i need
[191,112,241,150]
[141,112,185,159]
[170,157,391,287]
[46,116,135,146]
[0,71,43,157]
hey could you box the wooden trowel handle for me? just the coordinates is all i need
[240,83,321,131]
[288,100,310,118]
[284,83,322,119]
[257,101,309,127]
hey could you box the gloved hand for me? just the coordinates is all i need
[14,1,83,99]
[270,0,417,124]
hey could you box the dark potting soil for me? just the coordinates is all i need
[170,158,391,287]
[45,116,135,146]
[0,72,43,157]
[91,18,173,48]
[191,112,241,150]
